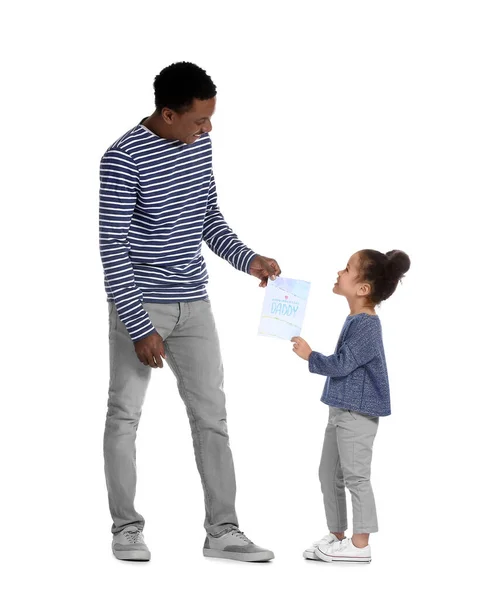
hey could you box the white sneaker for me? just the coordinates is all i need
[303,533,340,560]
[315,537,371,563]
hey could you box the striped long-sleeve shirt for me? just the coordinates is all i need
[99,120,257,342]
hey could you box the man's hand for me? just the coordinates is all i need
[134,331,166,368]
[291,336,312,361]
[249,255,282,288]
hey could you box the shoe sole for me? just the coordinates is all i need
[314,546,371,563]
[203,549,274,562]
[303,550,320,560]
[112,549,151,561]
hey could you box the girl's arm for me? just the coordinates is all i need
[308,317,381,377]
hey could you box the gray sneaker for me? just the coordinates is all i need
[203,527,274,562]
[112,525,151,561]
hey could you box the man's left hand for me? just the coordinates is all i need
[249,255,282,288]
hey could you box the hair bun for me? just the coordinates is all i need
[385,250,411,280]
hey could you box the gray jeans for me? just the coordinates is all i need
[103,299,238,535]
[319,407,379,534]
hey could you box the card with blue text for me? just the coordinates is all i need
[258,276,311,340]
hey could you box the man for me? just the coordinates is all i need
[100,62,281,562]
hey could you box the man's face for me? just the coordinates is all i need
[164,97,216,144]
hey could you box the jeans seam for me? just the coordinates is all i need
[332,447,345,531]
[351,427,363,529]
[108,320,121,406]
[163,343,213,524]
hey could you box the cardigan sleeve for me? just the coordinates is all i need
[308,316,380,376]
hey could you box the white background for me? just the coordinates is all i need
[1,1,485,598]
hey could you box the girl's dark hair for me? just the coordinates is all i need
[153,62,217,113]
[358,249,411,305]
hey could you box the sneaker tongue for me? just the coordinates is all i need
[124,526,139,532]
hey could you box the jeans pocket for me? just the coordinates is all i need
[347,409,358,420]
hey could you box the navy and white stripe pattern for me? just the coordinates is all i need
[99,123,256,342]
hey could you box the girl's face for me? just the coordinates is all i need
[333,252,369,298]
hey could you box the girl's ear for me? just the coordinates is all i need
[358,283,371,297]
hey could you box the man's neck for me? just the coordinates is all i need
[141,113,176,140]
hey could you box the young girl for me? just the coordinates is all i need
[291,248,410,563]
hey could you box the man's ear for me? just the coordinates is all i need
[162,108,174,124]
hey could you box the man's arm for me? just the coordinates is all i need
[202,172,257,273]
[99,148,156,342]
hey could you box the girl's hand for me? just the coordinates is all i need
[291,336,312,361]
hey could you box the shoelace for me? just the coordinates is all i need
[330,539,348,551]
[123,529,143,544]
[230,528,252,543]
[313,535,333,546]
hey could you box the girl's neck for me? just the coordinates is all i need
[347,299,377,316]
